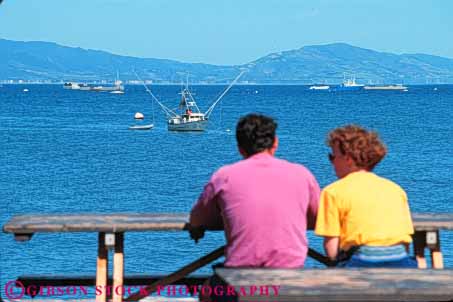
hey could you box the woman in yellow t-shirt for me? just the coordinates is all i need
[315,125,417,268]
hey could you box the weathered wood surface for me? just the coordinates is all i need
[2,213,189,234]
[17,274,209,287]
[21,299,198,302]
[96,233,108,302]
[412,213,453,230]
[3,212,453,234]
[216,268,453,302]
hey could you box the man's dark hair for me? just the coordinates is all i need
[236,113,277,156]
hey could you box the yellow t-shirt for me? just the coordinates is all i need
[315,171,413,251]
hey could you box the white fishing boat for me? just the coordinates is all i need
[167,87,208,131]
[135,71,245,132]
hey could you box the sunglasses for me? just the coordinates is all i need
[328,153,335,162]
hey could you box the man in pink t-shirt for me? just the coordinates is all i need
[190,113,320,269]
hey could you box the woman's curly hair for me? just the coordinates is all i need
[327,125,387,170]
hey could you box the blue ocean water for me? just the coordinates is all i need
[0,84,452,295]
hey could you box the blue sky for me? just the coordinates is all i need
[0,0,452,65]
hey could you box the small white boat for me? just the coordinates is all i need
[128,124,154,130]
[23,88,29,92]
[110,90,124,94]
[309,85,330,90]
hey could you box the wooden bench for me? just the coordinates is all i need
[215,268,453,302]
[411,213,453,269]
[3,212,453,301]
[3,214,189,302]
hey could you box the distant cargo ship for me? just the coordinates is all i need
[63,80,124,93]
[63,82,81,90]
[91,80,124,92]
[364,84,408,91]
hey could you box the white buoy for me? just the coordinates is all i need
[226,129,231,132]
[434,88,438,91]
[23,88,29,92]
[134,112,144,120]
[255,90,258,94]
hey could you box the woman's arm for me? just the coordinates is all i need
[324,236,340,260]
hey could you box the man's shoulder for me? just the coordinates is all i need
[269,157,318,184]
[276,157,314,173]
[211,160,243,180]
[213,156,315,178]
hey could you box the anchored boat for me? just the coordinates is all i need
[128,124,154,130]
[136,71,245,132]
[167,87,208,131]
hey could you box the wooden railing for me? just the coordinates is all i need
[3,212,453,302]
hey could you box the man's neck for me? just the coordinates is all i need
[244,149,274,159]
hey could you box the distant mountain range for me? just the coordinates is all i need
[1,38,453,84]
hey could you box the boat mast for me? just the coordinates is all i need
[205,70,245,118]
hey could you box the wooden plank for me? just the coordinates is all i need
[17,275,209,288]
[412,213,453,231]
[2,213,189,234]
[3,213,453,235]
[216,268,453,302]
[96,233,108,302]
[432,251,444,269]
[28,299,198,302]
[113,233,125,302]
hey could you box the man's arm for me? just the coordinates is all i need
[306,174,321,230]
[189,176,224,230]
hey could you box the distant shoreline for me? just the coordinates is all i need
[1,82,452,86]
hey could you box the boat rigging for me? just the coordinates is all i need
[135,70,245,131]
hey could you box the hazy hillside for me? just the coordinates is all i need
[1,39,453,84]
[245,43,453,84]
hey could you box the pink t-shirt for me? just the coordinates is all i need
[190,152,320,268]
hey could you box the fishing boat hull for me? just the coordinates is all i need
[168,120,208,131]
